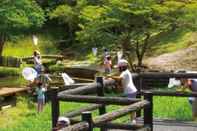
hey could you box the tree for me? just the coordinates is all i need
[77,0,197,71]
[0,0,45,56]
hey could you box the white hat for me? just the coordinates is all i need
[118,59,128,67]
[58,117,70,125]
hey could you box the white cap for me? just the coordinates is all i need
[58,117,70,125]
[118,59,128,67]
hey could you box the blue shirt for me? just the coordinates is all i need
[36,87,46,99]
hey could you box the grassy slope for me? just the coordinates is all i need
[148,29,197,57]
[2,29,61,57]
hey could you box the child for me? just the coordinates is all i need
[53,116,70,131]
[35,81,46,113]
[104,55,112,74]
[33,50,42,75]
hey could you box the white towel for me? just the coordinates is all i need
[168,78,181,88]
[61,73,74,85]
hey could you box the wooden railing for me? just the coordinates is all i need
[51,77,151,131]
[51,72,197,131]
[21,55,64,62]
[0,56,21,67]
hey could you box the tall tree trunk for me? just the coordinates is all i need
[136,33,150,67]
[0,35,5,56]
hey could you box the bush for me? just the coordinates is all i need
[0,67,20,77]
[48,64,65,73]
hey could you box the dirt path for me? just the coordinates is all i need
[144,46,197,71]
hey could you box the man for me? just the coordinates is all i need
[109,59,138,123]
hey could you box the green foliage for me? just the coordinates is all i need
[3,33,60,57]
[76,0,197,67]
[154,96,192,120]
[0,0,45,33]
[48,64,65,73]
[0,67,20,77]
[0,0,45,56]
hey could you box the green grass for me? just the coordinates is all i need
[149,29,197,57]
[153,96,192,120]
[0,76,27,87]
[2,33,60,57]
[0,67,20,77]
[0,95,194,131]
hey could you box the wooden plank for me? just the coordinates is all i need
[0,87,27,96]
[61,122,89,131]
[139,72,197,79]
[58,95,141,105]
[95,122,150,130]
[142,90,197,97]
[21,55,64,61]
[58,79,115,95]
[64,104,103,118]
[94,100,149,124]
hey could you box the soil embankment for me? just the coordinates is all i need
[145,46,197,71]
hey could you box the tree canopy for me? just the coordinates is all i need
[0,0,45,55]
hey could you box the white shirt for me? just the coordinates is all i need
[33,56,42,66]
[120,69,137,94]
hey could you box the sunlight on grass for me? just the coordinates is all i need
[2,34,60,57]
[150,30,196,56]
[154,96,192,120]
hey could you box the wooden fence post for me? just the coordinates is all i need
[96,76,107,131]
[51,87,60,128]
[82,112,93,131]
[144,91,153,131]
[136,76,143,117]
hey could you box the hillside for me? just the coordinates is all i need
[145,45,197,71]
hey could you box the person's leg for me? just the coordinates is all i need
[37,102,40,113]
[41,98,45,112]
[127,93,137,124]
[192,98,197,120]
[37,99,42,113]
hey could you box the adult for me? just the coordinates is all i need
[109,59,137,123]
[33,50,43,74]
[186,78,197,120]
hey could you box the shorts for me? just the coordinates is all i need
[37,98,45,105]
[126,92,137,98]
[105,68,111,74]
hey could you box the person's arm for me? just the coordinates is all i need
[107,75,123,91]
[187,79,192,91]
[109,76,122,81]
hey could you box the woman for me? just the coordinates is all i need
[33,50,42,74]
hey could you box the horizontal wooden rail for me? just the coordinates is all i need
[58,95,141,105]
[142,90,197,97]
[64,104,103,118]
[93,100,149,124]
[61,122,89,131]
[58,79,115,95]
[138,72,197,79]
[21,55,64,61]
[58,83,98,95]
[94,122,150,130]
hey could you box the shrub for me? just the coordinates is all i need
[0,67,20,77]
[48,64,65,73]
